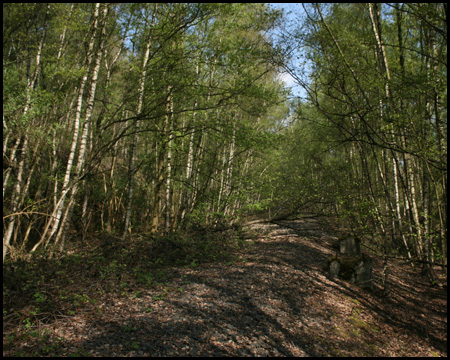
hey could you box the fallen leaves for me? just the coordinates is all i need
[3,217,447,357]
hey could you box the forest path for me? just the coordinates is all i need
[5,216,446,357]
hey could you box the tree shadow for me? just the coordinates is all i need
[76,228,446,356]
[4,220,446,356]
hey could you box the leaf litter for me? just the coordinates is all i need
[3,216,446,356]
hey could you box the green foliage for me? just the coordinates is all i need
[265,3,447,264]
[99,259,127,279]
[3,2,289,255]
[4,0,445,287]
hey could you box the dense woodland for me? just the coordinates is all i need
[3,3,289,255]
[3,2,446,277]
[2,3,447,356]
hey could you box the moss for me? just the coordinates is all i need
[364,343,379,356]
[350,298,361,306]
[328,255,362,281]
[349,312,379,335]
[349,315,369,330]
[329,347,347,357]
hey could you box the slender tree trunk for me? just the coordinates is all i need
[392,152,412,259]
[3,136,28,261]
[151,84,173,233]
[165,87,174,233]
[217,133,227,214]
[32,3,101,252]
[178,57,200,226]
[4,4,49,261]
[54,3,109,251]
[123,4,157,238]
[3,137,21,199]
[391,4,413,260]
[224,125,236,217]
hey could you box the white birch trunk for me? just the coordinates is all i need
[165,86,174,233]
[224,126,236,217]
[54,3,108,250]
[32,3,101,252]
[3,4,49,260]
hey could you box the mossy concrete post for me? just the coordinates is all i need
[339,236,361,256]
[328,236,373,289]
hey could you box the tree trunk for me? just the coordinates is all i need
[32,3,102,252]
[54,3,109,251]
[123,4,157,239]
[165,86,174,233]
[4,4,49,261]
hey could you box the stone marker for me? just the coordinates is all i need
[328,236,373,289]
[339,236,361,256]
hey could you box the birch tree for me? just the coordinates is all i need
[31,3,103,252]
[3,3,285,260]
[3,4,50,260]
[277,3,446,276]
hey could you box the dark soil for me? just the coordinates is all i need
[3,216,447,356]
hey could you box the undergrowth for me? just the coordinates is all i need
[2,225,252,356]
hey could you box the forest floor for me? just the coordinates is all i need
[3,215,447,357]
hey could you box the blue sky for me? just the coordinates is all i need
[268,3,307,99]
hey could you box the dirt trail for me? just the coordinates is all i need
[5,216,447,356]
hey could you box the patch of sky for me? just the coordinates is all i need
[267,3,310,100]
